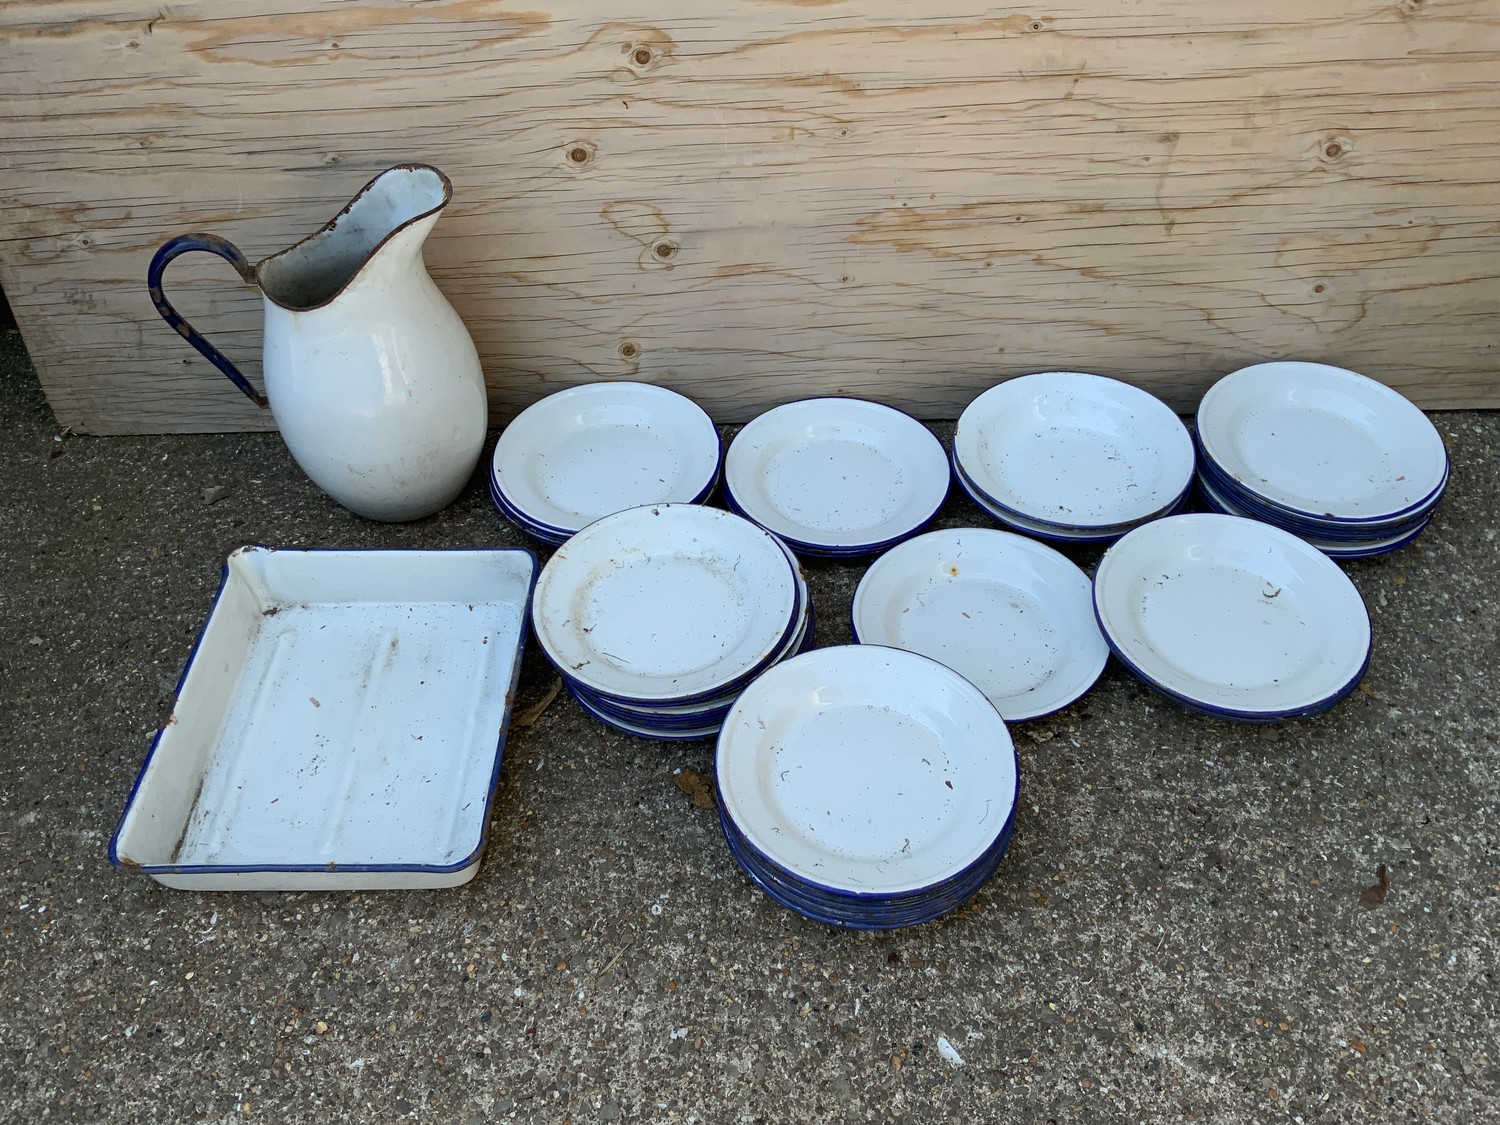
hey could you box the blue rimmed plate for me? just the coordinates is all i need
[1196,470,1434,560]
[852,527,1107,721]
[1195,362,1448,526]
[724,398,949,557]
[955,372,1193,533]
[716,646,1019,904]
[532,505,798,706]
[491,381,720,538]
[1092,514,1371,722]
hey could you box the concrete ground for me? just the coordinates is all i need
[0,326,1495,1124]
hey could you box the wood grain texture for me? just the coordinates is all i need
[2,0,1497,433]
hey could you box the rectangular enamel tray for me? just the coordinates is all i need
[110,546,536,891]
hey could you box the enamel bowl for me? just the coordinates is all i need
[531,505,797,705]
[1195,362,1447,525]
[1195,469,1435,560]
[1092,514,1372,721]
[716,645,1019,903]
[724,398,950,557]
[852,528,1108,721]
[955,372,1194,532]
[951,450,1187,544]
[491,381,720,538]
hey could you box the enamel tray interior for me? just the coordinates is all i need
[109,546,536,891]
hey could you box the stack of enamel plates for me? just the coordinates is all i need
[953,372,1195,544]
[490,382,721,546]
[530,504,812,741]
[715,646,1020,929]
[1093,514,1372,722]
[1194,362,1448,560]
[723,398,950,558]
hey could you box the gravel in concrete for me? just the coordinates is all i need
[0,329,1496,1122]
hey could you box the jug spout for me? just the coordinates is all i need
[256,165,452,311]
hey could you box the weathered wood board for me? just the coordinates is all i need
[2,1,1497,433]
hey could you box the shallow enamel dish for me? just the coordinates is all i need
[723,398,950,555]
[491,382,720,535]
[716,645,1018,896]
[566,524,809,713]
[852,528,1107,721]
[109,546,536,891]
[570,602,815,739]
[1195,471,1433,560]
[957,443,1193,538]
[721,487,937,559]
[1093,514,1371,721]
[721,823,992,930]
[533,504,797,704]
[955,373,1194,530]
[1195,362,1448,524]
[720,774,1018,905]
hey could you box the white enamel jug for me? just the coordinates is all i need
[148,164,487,522]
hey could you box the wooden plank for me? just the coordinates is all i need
[1,0,1497,433]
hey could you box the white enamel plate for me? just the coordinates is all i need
[716,646,1019,895]
[492,382,720,533]
[955,373,1193,529]
[1195,361,1448,522]
[853,528,1108,720]
[725,398,950,552]
[1093,514,1371,719]
[531,505,796,702]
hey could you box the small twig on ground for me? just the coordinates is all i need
[514,676,563,728]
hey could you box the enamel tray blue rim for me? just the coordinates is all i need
[107,545,539,878]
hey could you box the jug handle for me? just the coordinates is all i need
[147,234,268,408]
